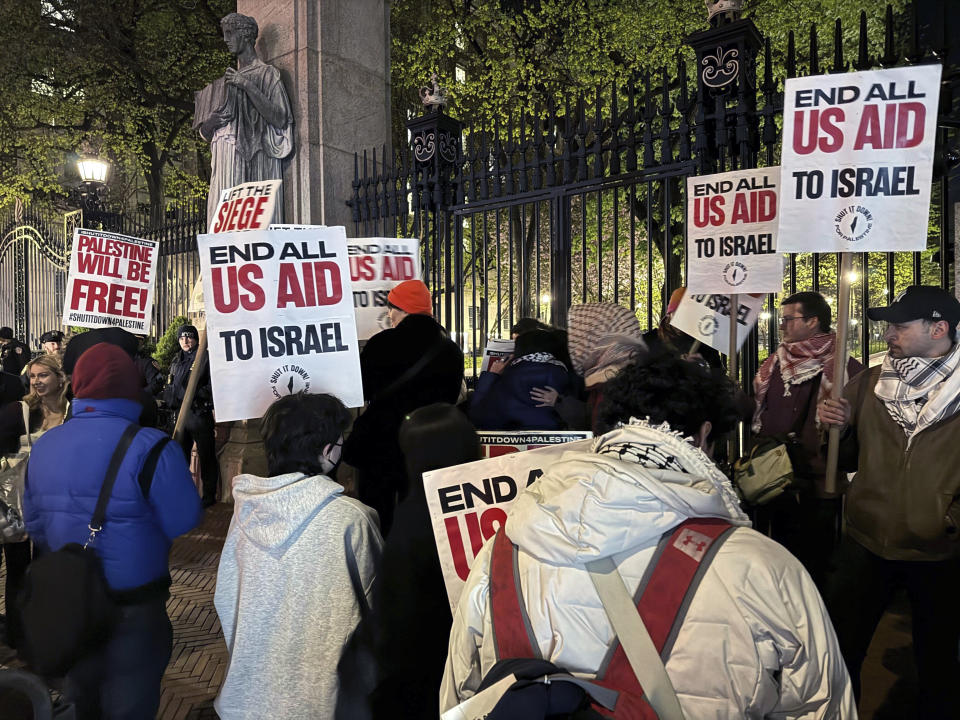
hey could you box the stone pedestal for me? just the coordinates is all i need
[217,419,269,502]
[239,0,392,228]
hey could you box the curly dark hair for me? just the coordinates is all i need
[597,352,741,442]
[261,392,351,476]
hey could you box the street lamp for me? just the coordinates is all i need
[77,156,109,184]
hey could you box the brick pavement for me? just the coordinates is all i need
[0,503,919,718]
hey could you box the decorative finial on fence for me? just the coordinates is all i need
[705,0,741,25]
[419,73,449,112]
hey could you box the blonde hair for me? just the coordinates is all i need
[24,355,69,414]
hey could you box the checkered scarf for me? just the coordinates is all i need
[568,303,645,386]
[874,341,960,445]
[513,352,567,369]
[752,332,838,433]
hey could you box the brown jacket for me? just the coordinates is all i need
[839,365,960,561]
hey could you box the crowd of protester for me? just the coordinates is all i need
[0,277,958,718]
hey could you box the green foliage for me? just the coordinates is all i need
[0,0,234,217]
[152,315,188,373]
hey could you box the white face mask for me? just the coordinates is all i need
[319,436,344,475]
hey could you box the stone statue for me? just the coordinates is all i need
[195,13,294,226]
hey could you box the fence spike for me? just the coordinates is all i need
[787,30,796,78]
[855,11,871,70]
[833,18,845,72]
[883,4,896,66]
[907,0,921,62]
[809,23,820,75]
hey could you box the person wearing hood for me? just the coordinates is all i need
[23,342,202,719]
[468,329,573,430]
[642,287,724,369]
[441,353,855,718]
[343,279,463,535]
[163,324,220,506]
[370,403,482,720]
[214,391,383,719]
[547,303,647,433]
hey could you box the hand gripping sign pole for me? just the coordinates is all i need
[824,253,853,495]
[172,327,208,445]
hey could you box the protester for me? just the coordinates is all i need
[820,285,960,718]
[134,336,164,397]
[553,302,646,432]
[0,355,68,649]
[0,369,24,407]
[343,279,463,535]
[468,329,573,430]
[751,291,863,587]
[38,330,64,359]
[214,391,382,719]
[62,326,159,428]
[163,324,219,507]
[510,317,550,339]
[642,287,723,369]
[371,404,481,720]
[442,353,854,717]
[23,342,202,719]
[0,327,29,375]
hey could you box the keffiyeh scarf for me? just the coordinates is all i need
[513,352,567,369]
[567,303,646,388]
[752,332,838,433]
[874,341,960,446]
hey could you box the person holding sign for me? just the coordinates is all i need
[819,285,960,717]
[442,354,854,718]
[163,325,219,507]
[343,280,464,535]
[751,291,862,588]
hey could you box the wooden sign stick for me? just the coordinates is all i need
[172,327,209,444]
[728,293,740,460]
[825,252,853,495]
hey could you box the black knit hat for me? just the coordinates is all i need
[178,325,199,340]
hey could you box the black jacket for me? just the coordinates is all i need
[344,315,463,485]
[163,349,213,417]
[0,340,29,375]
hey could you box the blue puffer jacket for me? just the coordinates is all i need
[468,357,572,431]
[23,397,202,595]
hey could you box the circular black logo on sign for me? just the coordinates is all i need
[834,205,874,243]
[269,364,312,399]
[697,315,719,336]
[722,261,748,287]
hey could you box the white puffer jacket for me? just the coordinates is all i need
[440,421,856,718]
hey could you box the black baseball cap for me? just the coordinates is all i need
[40,330,64,344]
[867,285,960,327]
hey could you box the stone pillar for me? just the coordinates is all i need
[239,0,392,228]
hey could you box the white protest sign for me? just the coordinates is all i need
[479,339,514,373]
[779,64,941,252]
[478,430,593,458]
[62,228,160,334]
[347,237,420,340]
[197,227,363,422]
[210,179,281,233]
[424,438,593,610]
[669,292,764,355]
[687,167,784,294]
[271,229,422,342]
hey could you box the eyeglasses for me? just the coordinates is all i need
[779,315,813,325]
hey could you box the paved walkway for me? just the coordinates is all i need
[0,503,917,719]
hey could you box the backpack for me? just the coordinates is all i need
[478,518,735,720]
[18,424,169,677]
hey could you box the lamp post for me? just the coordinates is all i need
[73,155,120,231]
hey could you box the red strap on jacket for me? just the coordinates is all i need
[489,517,734,718]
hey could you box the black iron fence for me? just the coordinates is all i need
[0,200,205,349]
[351,2,960,384]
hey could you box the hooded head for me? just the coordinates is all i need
[72,342,141,401]
[514,329,565,360]
[61,327,139,376]
[399,403,481,491]
[567,303,646,383]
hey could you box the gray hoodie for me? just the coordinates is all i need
[214,471,383,719]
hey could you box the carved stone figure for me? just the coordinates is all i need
[195,13,294,226]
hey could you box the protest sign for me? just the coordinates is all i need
[346,237,420,340]
[209,179,281,233]
[687,167,784,294]
[479,338,515,373]
[197,226,363,422]
[424,438,593,610]
[669,292,764,355]
[62,228,159,334]
[271,229,422,342]
[779,64,941,252]
[479,430,593,458]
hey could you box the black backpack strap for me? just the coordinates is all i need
[89,424,141,535]
[138,437,174,498]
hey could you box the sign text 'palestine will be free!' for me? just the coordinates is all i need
[779,64,941,252]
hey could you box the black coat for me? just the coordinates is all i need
[0,340,29,375]
[369,476,452,719]
[344,315,463,490]
[163,349,213,418]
